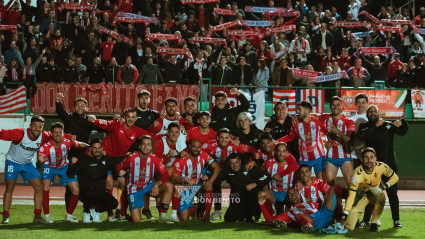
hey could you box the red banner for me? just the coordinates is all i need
[31,84,199,115]
[341,89,406,118]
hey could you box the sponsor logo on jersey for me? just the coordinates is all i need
[19,142,38,152]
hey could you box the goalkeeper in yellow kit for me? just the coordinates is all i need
[340,147,399,232]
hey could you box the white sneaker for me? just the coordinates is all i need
[170,214,179,223]
[107,215,118,222]
[377,219,382,226]
[92,212,102,223]
[211,212,222,220]
[65,214,78,223]
[83,212,91,223]
[44,214,54,223]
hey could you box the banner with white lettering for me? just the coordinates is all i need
[411,89,425,118]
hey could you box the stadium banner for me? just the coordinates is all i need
[30,84,199,115]
[210,87,265,129]
[411,89,425,118]
[341,89,406,117]
[272,89,296,115]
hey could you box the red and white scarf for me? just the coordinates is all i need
[358,47,394,55]
[58,3,92,13]
[294,37,307,57]
[0,25,17,30]
[265,24,296,36]
[156,47,193,61]
[377,25,404,40]
[271,47,288,60]
[268,10,300,17]
[227,30,262,38]
[146,33,183,44]
[381,19,412,26]
[213,8,237,16]
[194,58,205,77]
[244,6,286,13]
[181,0,219,4]
[333,21,371,29]
[210,20,241,32]
[358,11,381,24]
[352,67,365,78]
[292,68,322,78]
[98,26,134,45]
[241,20,274,27]
[412,27,425,35]
[190,37,227,47]
[310,72,349,84]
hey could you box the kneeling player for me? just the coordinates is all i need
[341,148,399,232]
[170,139,220,222]
[260,184,337,232]
[38,122,88,223]
[117,136,174,223]
[258,142,298,215]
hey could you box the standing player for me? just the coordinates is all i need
[1,116,72,224]
[202,128,257,220]
[340,148,399,232]
[38,122,89,223]
[186,111,217,145]
[170,139,220,222]
[258,143,299,215]
[117,136,174,223]
[278,101,327,179]
[88,108,153,221]
[154,123,187,174]
[349,93,368,168]
[149,97,194,135]
[317,96,355,187]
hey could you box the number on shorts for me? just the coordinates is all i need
[130,195,134,202]
[7,165,13,173]
[43,168,50,174]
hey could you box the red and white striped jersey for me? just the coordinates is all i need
[318,114,355,158]
[117,152,169,194]
[262,153,298,192]
[256,145,275,162]
[39,139,79,168]
[288,201,319,221]
[298,179,330,204]
[279,118,327,162]
[202,140,256,168]
[173,151,214,184]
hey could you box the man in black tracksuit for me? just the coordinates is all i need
[39,59,61,83]
[213,153,270,222]
[61,59,80,83]
[210,88,250,132]
[357,105,408,228]
[67,139,125,221]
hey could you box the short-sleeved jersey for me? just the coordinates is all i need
[256,145,275,162]
[318,114,355,158]
[288,201,319,221]
[202,140,256,168]
[39,139,79,168]
[279,118,327,162]
[186,126,217,145]
[298,179,330,204]
[117,152,169,194]
[173,151,214,184]
[262,153,298,192]
[345,161,398,211]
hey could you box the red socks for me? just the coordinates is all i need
[264,200,275,216]
[67,194,79,215]
[43,191,50,215]
[3,211,9,217]
[34,209,42,216]
[172,196,181,211]
[205,190,212,217]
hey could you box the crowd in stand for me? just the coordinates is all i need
[0,0,423,97]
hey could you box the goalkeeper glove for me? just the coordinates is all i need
[341,210,349,221]
[370,186,382,196]
[380,181,391,190]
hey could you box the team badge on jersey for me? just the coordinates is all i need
[352,177,357,183]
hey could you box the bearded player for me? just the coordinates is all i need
[1,116,72,224]
[258,142,299,216]
[170,139,220,222]
[38,122,89,223]
[117,136,174,223]
[88,108,153,221]
[279,101,327,179]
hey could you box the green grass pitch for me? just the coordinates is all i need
[1,205,424,239]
